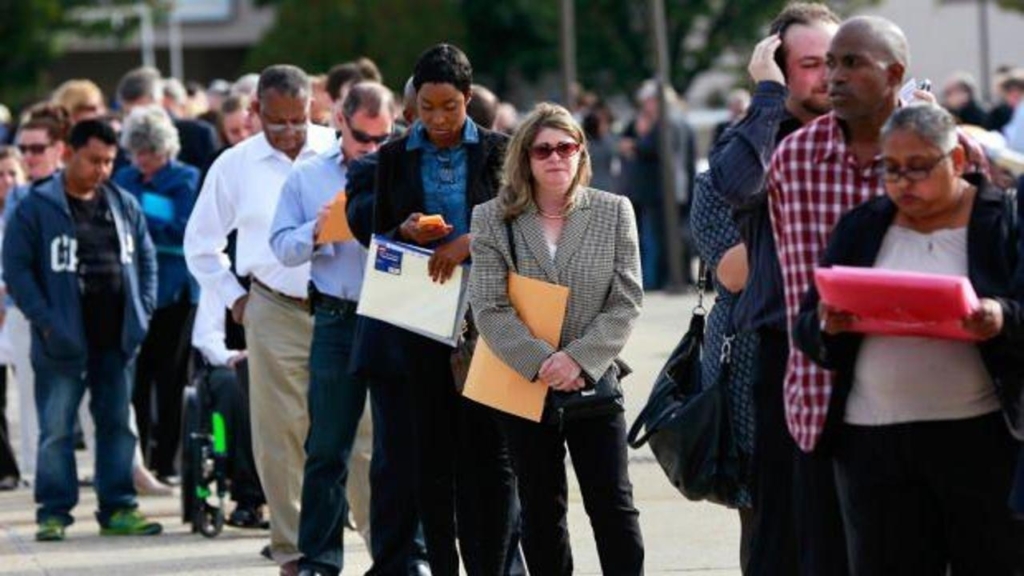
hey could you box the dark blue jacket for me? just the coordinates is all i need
[2,173,158,372]
[113,160,200,307]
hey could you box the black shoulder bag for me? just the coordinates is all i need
[626,263,743,506]
[502,219,625,429]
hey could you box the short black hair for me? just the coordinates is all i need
[326,63,363,102]
[257,64,310,104]
[412,44,473,94]
[68,119,118,150]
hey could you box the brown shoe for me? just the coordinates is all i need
[280,560,300,576]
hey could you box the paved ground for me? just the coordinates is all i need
[0,291,742,575]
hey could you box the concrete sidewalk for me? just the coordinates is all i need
[0,291,742,575]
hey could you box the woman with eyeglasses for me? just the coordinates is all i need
[793,103,1023,574]
[15,104,69,183]
[469,103,644,575]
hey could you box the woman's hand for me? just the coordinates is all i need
[962,298,1003,340]
[538,351,585,392]
[428,234,471,283]
[818,302,857,335]
[399,212,454,245]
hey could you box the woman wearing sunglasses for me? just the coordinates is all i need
[469,102,644,575]
[793,103,1023,574]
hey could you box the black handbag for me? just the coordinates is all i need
[450,316,477,394]
[502,219,624,427]
[626,264,744,506]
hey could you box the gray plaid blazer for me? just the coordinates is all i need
[468,187,643,382]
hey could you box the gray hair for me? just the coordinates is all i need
[163,77,188,105]
[341,81,393,120]
[256,65,310,105]
[120,105,181,158]
[881,103,957,153]
[231,73,260,98]
[117,66,163,106]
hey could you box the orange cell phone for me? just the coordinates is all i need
[418,214,448,229]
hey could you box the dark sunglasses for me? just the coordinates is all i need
[350,128,391,145]
[18,143,51,156]
[529,141,581,160]
[344,118,391,145]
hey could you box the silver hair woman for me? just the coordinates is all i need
[120,105,181,180]
[793,102,1024,574]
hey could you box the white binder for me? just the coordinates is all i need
[356,234,469,346]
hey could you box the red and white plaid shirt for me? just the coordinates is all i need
[768,112,988,452]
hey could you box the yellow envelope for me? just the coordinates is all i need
[463,272,569,422]
[316,191,353,244]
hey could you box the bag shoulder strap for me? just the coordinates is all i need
[505,219,519,272]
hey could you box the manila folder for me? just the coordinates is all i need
[316,191,354,244]
[463,272,569,422]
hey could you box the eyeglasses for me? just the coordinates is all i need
[348,125,391,145]
[18,143,51,156]
[883,151,951,183]
[263,120,308,134]
[529,141,582,161]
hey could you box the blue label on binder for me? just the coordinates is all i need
[375,244,403,275]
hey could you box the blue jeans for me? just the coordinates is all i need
[34,347,137,526]
[298,303,368,573]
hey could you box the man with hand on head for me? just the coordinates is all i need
[706,3,839,573]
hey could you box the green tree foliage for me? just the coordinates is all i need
[244,0,466,89]
[464,0,879,97]
[0,0,143,108]
[995,0,1024,10]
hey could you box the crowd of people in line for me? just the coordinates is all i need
[0,2,1022,575]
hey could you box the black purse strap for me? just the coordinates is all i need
[505,219,519,273]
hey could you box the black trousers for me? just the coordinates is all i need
[793,444,848,576]
[0,366,19,480]
[205,363,264,507]
[366,374,428,575]
[834,412,1021,576]
[739,329,798,576]
[134,296,195,477]
[500,411,644,576]
[403,335,516,576]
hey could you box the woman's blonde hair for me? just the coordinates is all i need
[499,102,591,220]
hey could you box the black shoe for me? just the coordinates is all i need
[297,559,338,576]
[228,505,269,529]
[260,544,274,562]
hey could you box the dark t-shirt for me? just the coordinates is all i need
[67,192,124,349]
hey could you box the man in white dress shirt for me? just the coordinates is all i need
[184,65,335,575]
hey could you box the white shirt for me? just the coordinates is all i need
[184,126,336,304]
[191,284,237,367]
[846,225,1000,425]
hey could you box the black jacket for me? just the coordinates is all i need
[793,180,1024,443]
[373,124,508,240]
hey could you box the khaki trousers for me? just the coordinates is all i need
[245,284,313,564]
[245,283,374,562]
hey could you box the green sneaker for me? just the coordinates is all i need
[99,509,162,536]
[35,519,66,542]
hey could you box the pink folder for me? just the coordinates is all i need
[813,266,982,341]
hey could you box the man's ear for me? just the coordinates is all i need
[250,98,261,119]
[889,62,907,91]
[60,142,73,164]
[951,143,967,176]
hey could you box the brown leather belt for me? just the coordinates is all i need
[252,277,310,309]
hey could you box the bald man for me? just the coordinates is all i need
[767,16,989,575]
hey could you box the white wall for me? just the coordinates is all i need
[855,0,1024,101]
